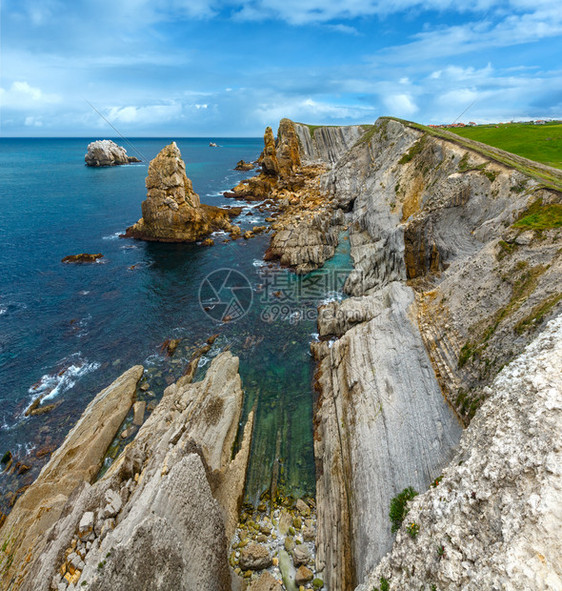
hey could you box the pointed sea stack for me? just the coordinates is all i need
[124,142,237,242]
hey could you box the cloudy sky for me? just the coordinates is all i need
[1,0,561,136]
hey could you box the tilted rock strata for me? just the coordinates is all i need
[323,117,562,421]
[357,315,562,591]
[125,142,235,242]
[294,123,369,166]
[1,352,253,591]
[312,282,462,590]
[85,140,140,167]
[0,365,143,589]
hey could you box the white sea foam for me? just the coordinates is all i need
[320,291,345,305]
[252,259,267,268]
[0,306,6,315]
[102,231,122,240]
[28,354,101,403]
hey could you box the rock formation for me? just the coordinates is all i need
[358,315,562,591]
[0,352,254,591]
[84,140,140,167]
[0,365,143,589]
[61,253,103,264]
[252,117,561,589]
[124,142,237,242]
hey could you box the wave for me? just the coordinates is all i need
[102,231,123,240]
[0,307,6,315]
[28,353,101,403]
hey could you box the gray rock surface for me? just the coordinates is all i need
[312,282,462,590]
[14,352,253,591]
[294,123,369,166]
[0,365,143,589]
[85,140,139,166]
[358,315,562,591]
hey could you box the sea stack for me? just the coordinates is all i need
[85,140,140,166]
[124,142,236,242]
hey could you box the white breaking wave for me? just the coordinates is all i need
[0,306,6,315]
[28,354,101,403]
[102,231,122,240]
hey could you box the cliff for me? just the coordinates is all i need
[358,315,562,590]
[260,117,561,589]
[0,352,253,591]
[85,140,140,166]
[125,142,236,242]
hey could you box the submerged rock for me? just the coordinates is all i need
[61,253,103,264]
[85,140,140,167]
[124,142,236,242]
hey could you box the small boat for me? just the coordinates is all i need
[209,142,218,147]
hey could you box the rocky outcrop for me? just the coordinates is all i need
[358,315,562,591]
[0,365,143,589]
[312,283,462,590]
[61,253,103,264]
[1,352,253,590]
[293,123,369,166]
[124,142,236,242]
[85,140,140,167]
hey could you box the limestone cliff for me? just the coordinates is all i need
[125,142,236,242]
[85,140,140,166]
[303,118,562,591]
[1,352,253,591]
[358,315,562,591]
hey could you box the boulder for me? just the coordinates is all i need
[85,140,140,167]
[292,544,311,567]
[295,565,314,585]
[124,142,236,242]
[239,543,273,571]
[235,160,254,171]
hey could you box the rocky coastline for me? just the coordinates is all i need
[2,117,561,590]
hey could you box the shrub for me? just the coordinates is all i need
[389,487,418,533]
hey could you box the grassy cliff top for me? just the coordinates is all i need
[383,117,562,193]
[446,122,562,170]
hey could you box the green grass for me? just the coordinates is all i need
[513,199,562,230]
[383,117,562,192]
[389,487,418,533]
[514,293,562,334]
[446,122,562,170]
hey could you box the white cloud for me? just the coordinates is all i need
[24,116,44,127]
[106,102,183,124]
[0,81,61,109]
[384,93,418,117]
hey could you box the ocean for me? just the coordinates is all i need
[0,137,350,513]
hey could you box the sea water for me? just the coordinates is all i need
[0,137,350,512]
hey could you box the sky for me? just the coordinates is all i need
[1,0,561,136]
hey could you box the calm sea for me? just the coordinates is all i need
[0,137,350,512]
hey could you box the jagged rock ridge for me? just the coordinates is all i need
[0,352,254,591]
[125,142,236,242]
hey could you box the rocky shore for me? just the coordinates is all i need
[2,116,561,591]
[245,117,561,589]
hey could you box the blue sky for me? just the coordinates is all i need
[1,0,561,136]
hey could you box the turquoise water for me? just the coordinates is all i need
[0,138,350,512]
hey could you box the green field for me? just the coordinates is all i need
[448,122,562,170]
